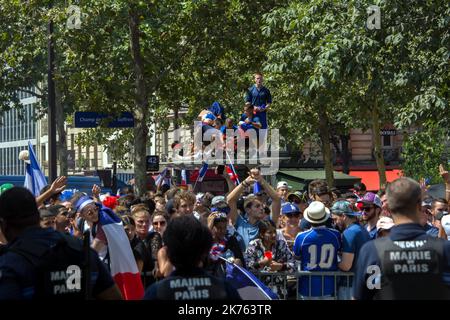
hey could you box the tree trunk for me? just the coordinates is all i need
[129,6,149,197]
[318,106,334,187]
[340,134,350,174]
[372,99,387,188]
[55,84,68,176]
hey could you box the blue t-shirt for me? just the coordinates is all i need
[220,125,238,135]
[235,214,260,252]
[353,223,450,300]
[367,225,378,240]
[293,226,342,297]
[239,114,261,133]
[245,85,272,129]
[342,223,371,272]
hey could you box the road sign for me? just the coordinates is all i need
[146,155,160,171]
[74,112,134,128]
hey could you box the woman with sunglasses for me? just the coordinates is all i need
[278,202,302,250]
[151,211,169,237]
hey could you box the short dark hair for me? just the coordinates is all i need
[431,198,448,209]
[0,187,40,228]
[309,180,329,197]
[163,216,212,270]
[257,219,276,238]
[386,177,421,216]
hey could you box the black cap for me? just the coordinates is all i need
[0,187,39,221]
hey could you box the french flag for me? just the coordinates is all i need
[181,169,189,185]
[24,141,47,196]
[226,164,240,185]
[156,167,171,186]
[98,207,144,300]
[221,257,278,300]
[196,162,209,183]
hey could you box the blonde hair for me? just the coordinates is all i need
[131,204,150,218]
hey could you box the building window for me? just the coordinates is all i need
[382,135,393,148]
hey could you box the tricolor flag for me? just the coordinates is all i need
[196,162,208,183]
[226,164,240,185]
[98,206,144,300]
[24,141,47,196]
[221,257,278,300]
[156,167,171,187]
[181,169,189,186]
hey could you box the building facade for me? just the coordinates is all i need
[0,89,38,175]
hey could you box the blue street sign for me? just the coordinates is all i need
[74,112,134,128]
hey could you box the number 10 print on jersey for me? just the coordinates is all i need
[293,227,342,298]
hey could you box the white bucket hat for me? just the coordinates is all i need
[304,201,330,224]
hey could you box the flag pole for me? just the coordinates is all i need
[225,150,240,184]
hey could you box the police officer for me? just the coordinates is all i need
[0,187,123,300]
[144,215,241,300]
[353,177,450,300]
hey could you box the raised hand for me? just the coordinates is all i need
[50,176,67,194]
[92,184,101,197]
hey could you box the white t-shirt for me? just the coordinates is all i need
[441,214,450,240]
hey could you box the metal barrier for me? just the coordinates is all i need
[141,270,354,300]
[254,271,354,300]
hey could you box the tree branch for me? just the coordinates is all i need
[18,88,44,99]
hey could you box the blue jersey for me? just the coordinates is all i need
[293,227,342,297]
[245,86,272,129]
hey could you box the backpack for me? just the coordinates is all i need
[8,232,92,300]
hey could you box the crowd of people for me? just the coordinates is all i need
[1,163,449,300]
[1,72,450,300]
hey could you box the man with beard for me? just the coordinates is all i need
[331,200,371,299]
[357,192,382,240]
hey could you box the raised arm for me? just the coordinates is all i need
[439,164,450,203]
[226,174,255,226]
[252,168,281,225]
[35,176,67,208]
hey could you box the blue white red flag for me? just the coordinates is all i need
[196,162,209,183]
[24,141,47,196]
[98,206,144,300]
[221,257,278,300]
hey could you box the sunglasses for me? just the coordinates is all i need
[152,221,166,226]
[362,206,374,211]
